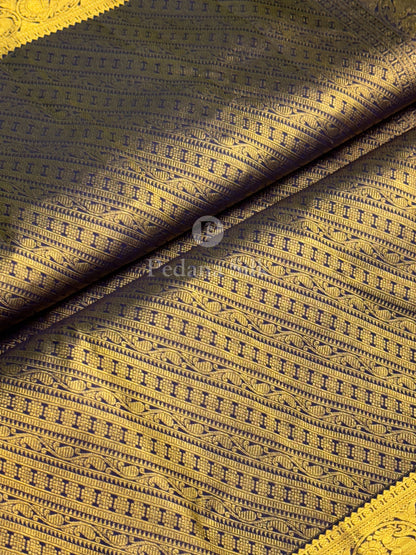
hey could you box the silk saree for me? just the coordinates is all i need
[0,1,416,553]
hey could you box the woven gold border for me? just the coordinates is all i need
[0,0,128,58]
[295,472,416,554]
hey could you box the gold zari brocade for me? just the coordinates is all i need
[296,471,416,554]
[0,0,128,58]
[0,1,416,554]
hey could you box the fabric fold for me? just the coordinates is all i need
[0,118,415,553]
[1,100,416,355]
[1,1,416,554]
[1,0,416,329]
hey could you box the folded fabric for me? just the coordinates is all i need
[1,0,416,329]
[1,1,416,554]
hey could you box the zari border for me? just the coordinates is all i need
[294,471,416,554]
[0,0,129,58]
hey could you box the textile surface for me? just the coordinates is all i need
[0,1,416,554]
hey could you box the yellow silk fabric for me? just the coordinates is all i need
[0,1,416,554]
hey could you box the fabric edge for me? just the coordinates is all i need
[294,471,416,554]
[0,0,129,59]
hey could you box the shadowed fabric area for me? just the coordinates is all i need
[0,1,416,554]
